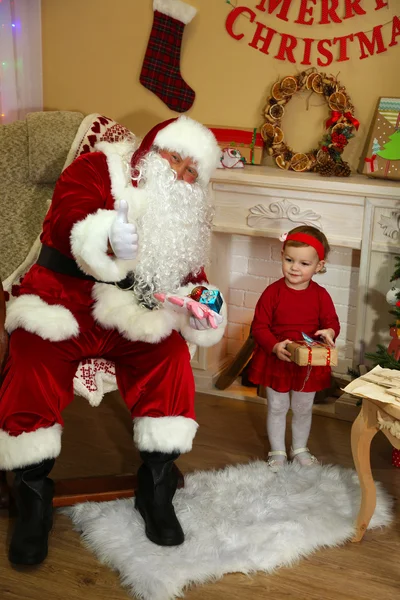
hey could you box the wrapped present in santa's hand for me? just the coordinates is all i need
[286,334,338,367]
[154,291,223,329]
[187,286,223,314]
[195,287,223,314]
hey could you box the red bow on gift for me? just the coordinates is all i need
[326,111,360,131]
[364,154,377,173]
[297,340,332,366]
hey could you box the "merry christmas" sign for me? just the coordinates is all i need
[225,0,399,66]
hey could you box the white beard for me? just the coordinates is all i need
[131,152,213,308]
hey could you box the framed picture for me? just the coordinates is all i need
[359,97,400,181]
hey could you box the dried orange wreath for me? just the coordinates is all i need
[261,70,359,177]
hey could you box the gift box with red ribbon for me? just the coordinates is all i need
[208,125,264,165]
[359,97,400,181]
[286,340,338,367]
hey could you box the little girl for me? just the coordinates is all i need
[249,225,340,469]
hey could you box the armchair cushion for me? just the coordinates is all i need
[0,110,84,281]
[27,111,84,183]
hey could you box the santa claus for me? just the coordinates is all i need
[0,116,226,565]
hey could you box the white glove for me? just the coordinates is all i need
[109,200,138,260]
[154,293,223,330]
[189,315,217,330]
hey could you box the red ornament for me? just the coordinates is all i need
[190,286,208,302]
[331,132,347,145]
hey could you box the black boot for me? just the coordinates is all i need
[9,459,55,566]
[135,451,184,546]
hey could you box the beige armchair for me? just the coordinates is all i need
[0,111,84,283]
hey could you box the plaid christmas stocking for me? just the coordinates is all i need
[140,0,197,113]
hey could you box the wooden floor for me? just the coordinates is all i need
[1,391,399,600]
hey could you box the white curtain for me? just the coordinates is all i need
[0,0,42,123]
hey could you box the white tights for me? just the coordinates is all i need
[266,388,315,465]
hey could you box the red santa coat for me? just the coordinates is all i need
[0,142,227,470]
[6,143,227,348]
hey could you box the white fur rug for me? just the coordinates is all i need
[64,461,393,600]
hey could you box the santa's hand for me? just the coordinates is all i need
[109,200,138,260]
[154,293,223,330]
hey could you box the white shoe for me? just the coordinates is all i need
[290,447,319,466]
[266,450,287,473]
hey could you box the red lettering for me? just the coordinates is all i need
[317,39,334,66]
[300,38,315,65]
[255,0,293,22]
[375,0,388,9]
[249,22,277,55]
[274,33,297,63]
[333,34,354,62]
[225,6,256,41]
[295,0,316,25]
[319,0,341,24]
[389,16,400,48]
[355,25,387,59]
[343,0,366,19]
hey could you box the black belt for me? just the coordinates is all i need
[36,244,135,290]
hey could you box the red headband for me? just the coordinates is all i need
[283,233,325,260]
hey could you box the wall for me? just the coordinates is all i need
[41,0,400,170]
[226,235,360,375]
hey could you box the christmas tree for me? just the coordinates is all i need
[365,255,400,369]
[377,131,400,160]
[372,137,381,155]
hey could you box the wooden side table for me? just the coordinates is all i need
[351,397,400,542]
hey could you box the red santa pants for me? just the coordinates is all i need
[0,325,195,438]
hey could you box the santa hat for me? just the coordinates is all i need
[130,116,221,187]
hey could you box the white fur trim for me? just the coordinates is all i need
[153,0,197,24]
[178,283,227,347]
[154,117,221,186]
[70,209,137,282]
[134,416,198,453]
[92,283,180,344]
[0,424,62,470]
[5,295,79,341]
[96,141,148,218]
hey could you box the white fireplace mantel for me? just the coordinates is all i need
[192,166,400,392]
[210,166,400,249]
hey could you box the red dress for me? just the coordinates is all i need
[249,278,340,393]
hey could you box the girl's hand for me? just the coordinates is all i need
[273,339,292,362]
[314,328,335,347]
